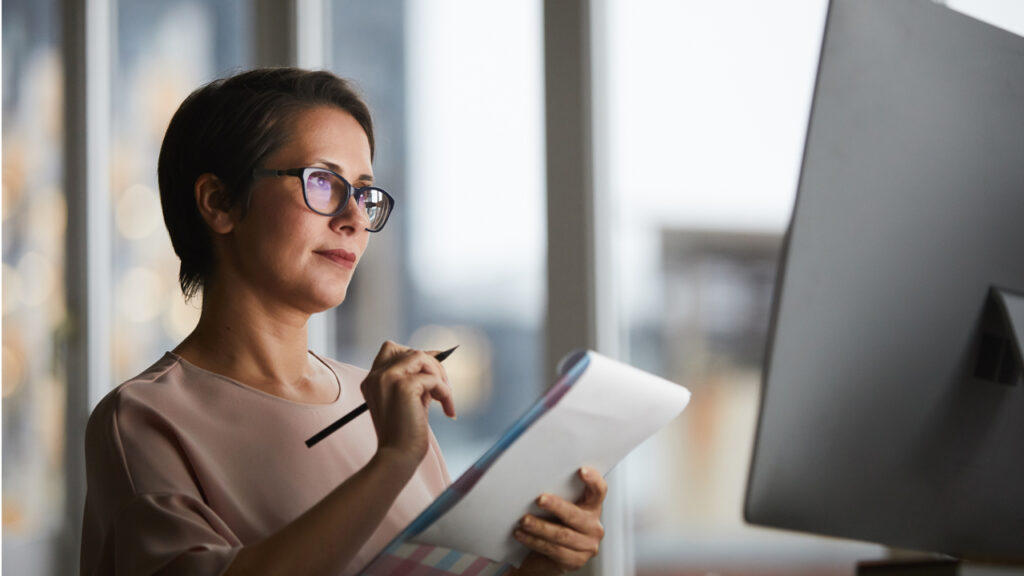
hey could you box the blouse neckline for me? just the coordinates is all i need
[166,350,345,408]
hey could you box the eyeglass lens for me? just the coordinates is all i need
[303,169,390,230]
[305,170,338,213]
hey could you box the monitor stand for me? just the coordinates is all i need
[857,559,1024,576]
[855,288,1024,576]
[975,287,1024,385]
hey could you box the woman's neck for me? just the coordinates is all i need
[172,280,332,402]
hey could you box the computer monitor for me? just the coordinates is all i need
[744,0,1024,563]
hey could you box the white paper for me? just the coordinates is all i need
[410,351,691,565]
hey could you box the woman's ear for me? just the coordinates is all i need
[194,173,235,234]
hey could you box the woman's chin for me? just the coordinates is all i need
[307,286,348,313]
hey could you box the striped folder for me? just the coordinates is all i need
[361,543,511,576]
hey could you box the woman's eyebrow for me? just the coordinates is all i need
[313,158,343,172]
[313,158,373,183]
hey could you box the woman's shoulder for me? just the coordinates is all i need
[85,354,195,455]
[84,353,213,496]
[89,353,191,421]
[86,351,372,448]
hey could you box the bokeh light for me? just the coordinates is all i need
[2,339,26,398]
[3,263,25,315]
[117,267,166,323]
[163,292,201,341]
[26,189,68,249]
[116,183,163,240]
[409,324,494,415]
[17,251,57,307]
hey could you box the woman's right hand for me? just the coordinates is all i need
[225,341,456,576]
[361,341,456,470]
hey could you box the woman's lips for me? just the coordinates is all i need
[314,249,357,269]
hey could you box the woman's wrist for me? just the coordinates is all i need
[371,446,423,482]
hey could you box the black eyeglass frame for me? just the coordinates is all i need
[252,167,395,232]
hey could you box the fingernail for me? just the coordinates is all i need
[520,516,531,528]
[580,467,590,478]
[537,495,549,507]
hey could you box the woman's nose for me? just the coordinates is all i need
[330,194,369,232]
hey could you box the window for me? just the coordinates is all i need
[110,0,250,384]
[2,0,66,572]
[330,0,547,475]
[598,1,883,573]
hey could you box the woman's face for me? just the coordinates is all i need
[220,105,374,314]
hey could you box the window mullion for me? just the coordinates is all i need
[62,0,114,573]
[544,0,629,575]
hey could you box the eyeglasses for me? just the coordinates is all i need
[252,167,395,232]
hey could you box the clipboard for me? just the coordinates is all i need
[357,350,691,576]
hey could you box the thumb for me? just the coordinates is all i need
[576,467,608,510]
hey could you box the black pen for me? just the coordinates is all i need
[305,345,458,448]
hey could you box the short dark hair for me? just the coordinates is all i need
[157,67,375,300]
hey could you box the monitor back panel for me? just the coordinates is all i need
[745,0,1024,560]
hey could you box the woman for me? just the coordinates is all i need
[81,68,607,576]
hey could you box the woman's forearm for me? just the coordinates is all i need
[222,448,421,576]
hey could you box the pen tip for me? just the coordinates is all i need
[435,345,459,362]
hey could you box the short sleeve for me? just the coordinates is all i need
[81,387,241,576]
[104,493,239,575]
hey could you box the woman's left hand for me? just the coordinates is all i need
[513,467,608,575]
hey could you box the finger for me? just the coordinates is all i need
[405,354,455,418]
[576,467,608,510]
[535,494,604,537]
[373,350,455,418]
[394,350,448,384]
[513,528,591,572]
[425,349,452,385]
[517,515,599,554]
[392,366,456,420]
[424,372,457,419]
[371,340,411,371]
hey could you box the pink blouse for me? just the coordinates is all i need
[80,352,451,576]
